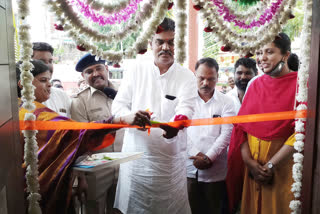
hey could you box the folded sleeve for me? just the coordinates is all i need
[284,133,296,146]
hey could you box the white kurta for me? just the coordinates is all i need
[112,61,197,214]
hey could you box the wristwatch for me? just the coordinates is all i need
[267,162,274,169]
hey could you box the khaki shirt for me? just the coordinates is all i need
[71,81,123,152]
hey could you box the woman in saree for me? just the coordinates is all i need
[227,33,297,213]
[17,60,150,213]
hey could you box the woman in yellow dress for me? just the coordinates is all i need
[227,33,297,214]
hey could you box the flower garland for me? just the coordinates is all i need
[194,0,295,55]
[290,0,312,211]
[47,0,159,43]
[85,0,131,14]
[222,0,271,19]
[53,0,171,62]
[72,0,143,26]
[202,0,291,36]
[48,0,187,63]
[17,0,42,213]
[174,0,188,63]
[212,0,285,29]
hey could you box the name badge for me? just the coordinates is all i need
[59,108,67,113]
[90,107,102,113]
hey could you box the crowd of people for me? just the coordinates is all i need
[17,17,299,214]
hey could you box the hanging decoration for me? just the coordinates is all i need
[84,0,131,14]
[71,0,143,26]
[47,0,172,62]
[17,0,42,213]
[210,0,272,20]
[47,0,159,43]
[212,0,285,29]
[192,0,296,55]
[174,0,188,63]
[290,0,312,211]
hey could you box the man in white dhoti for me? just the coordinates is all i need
[112,17,197,214]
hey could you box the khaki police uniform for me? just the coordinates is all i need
[71,81,124,214]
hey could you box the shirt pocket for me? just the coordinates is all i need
[209,113,222,137]
[160,97,178,121]
[88,107,104,121]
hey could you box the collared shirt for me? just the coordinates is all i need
[227,87,241,114]
[71,81,123,152]
[187,90,236,182]
[43,87,71,118]
[113,61,197,122]
[112,60,197,214]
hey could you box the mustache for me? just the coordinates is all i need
[92,76,104,82]
[235,80,249,90]
[236,78,250,84]
[158,50,173,56]
[200,86,211,90]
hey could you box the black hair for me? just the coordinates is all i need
[159,17,175,32]
[195,57,219,72]
[51,79,62,84]
[32,42,54,55]
[273,33,291,55]
[287,53,299,71]
[234,58,258,75]
[16,60,50,97]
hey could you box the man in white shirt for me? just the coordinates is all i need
[32,42,71,117]
[227,58,257,113]
[187,57,236,214]
[112,18,197,214]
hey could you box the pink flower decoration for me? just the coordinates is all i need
[71,0,143,26]
[211,0,284,29]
